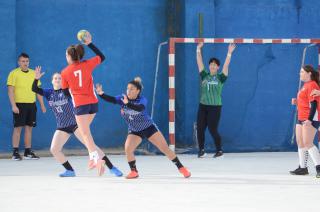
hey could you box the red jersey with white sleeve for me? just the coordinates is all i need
[297,80,320,121]
[61,56,101,107]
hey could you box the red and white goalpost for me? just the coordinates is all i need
[168,37,320,150]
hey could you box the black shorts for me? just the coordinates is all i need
[74,103,98,116]
[57,125,78,134]
[13,103,37,127]
[129,124,159,139]
[297,120,320,129]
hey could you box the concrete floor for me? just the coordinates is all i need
[0,152,319,212]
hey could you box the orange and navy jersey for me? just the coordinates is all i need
[297,81,320,121]
[61,56,101,107]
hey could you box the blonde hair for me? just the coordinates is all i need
[51,72,61,80]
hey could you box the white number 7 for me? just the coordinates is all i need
[74,70,82,87]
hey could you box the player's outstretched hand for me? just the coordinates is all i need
[310,89,320,97]
[83,31,92,45]
[12,105,19,114]
[228,43,236,54]
[122,94,129,104]
[41,105,47,113]
[95,83,104,95]
[35,66,45,80]
[197,42,204,50]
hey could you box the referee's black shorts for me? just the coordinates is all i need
[13,103,37,127]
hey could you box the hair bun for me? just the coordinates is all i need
[134,77,142,84]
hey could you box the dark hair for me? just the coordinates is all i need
[67,44,85,61]
[209,57,220,66]
[303,65,319,85]
[129,77,143,93]
[18,53,29,60]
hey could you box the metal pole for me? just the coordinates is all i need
[291,43,317,144]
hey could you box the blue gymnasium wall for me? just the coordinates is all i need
[0,0,319,152]
[177,0,320,152]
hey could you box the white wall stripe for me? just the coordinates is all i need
[224,38,234,43]
[281,39,291,43]
[169,122,175,134]
[301,39,311,43]
[169,54,175,66]
[169,77,175,89]
[243,39,254,43]
[184,38,195,43]
[204,38,214,43]
[262,39,273,43]
[169,99,175,112]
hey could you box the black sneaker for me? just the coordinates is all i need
[213,151,224,158]
[197,149,207,158]
[12,151,22,161]
[24,150,40,160]
[289,166,309,175]
[316,165,320,178]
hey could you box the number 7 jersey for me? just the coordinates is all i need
[61,56,101,107]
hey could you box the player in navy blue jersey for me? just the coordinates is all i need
[32,66,122,177]
[95,77,191,179]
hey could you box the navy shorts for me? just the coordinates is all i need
[74,103,98,116]
[57,124,78,134]
[297,120,320,129]
[128,124,159,139]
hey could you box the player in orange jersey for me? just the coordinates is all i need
[291,65,320,178]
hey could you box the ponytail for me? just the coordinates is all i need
[67,44,85,61]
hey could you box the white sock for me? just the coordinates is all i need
[89,151,99,164]
[298,148,308,168]
[307,146,320,166]
[304,151,309,168]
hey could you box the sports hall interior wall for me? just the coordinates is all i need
[0,0,319,152]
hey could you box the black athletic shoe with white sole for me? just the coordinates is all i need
[12,151,22,161]
[289,166,309,175]
[197,149,207,158]
[213,151,224,158]
[24,150,40,160]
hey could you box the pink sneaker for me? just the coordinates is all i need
[179,167,191,178]
[126,170,139,179]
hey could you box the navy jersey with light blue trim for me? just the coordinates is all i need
[43,89,77,128]
[114,95,154,132]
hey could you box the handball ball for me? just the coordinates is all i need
[77,30,89,43]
